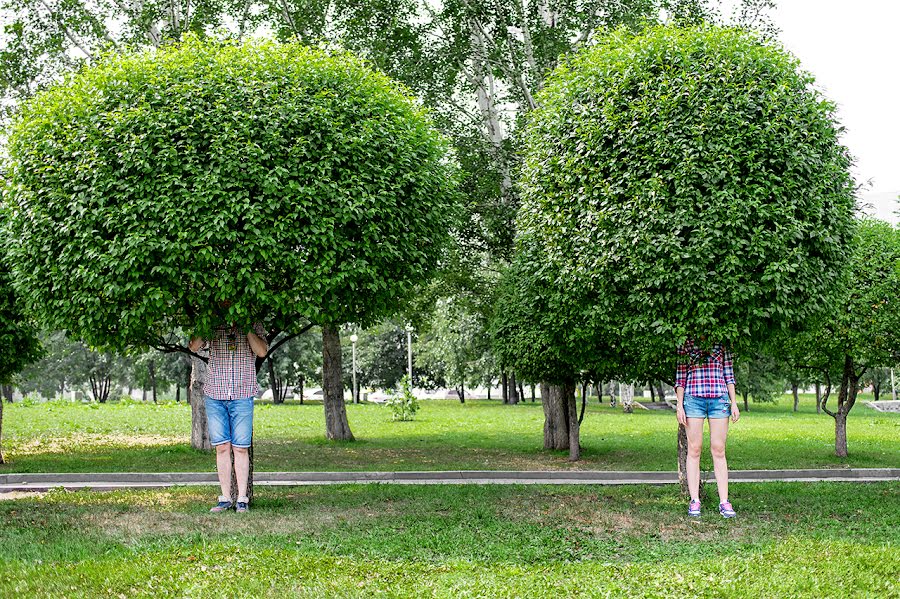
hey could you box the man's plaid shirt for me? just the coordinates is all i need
[203,323,266,401]
[675,340,735,399]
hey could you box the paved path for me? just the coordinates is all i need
[1,468,897,492]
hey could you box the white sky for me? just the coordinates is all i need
[768,0,900,223]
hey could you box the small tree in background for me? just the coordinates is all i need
[3,37,460,451]
[497,26,857,465]
[0,267,41,463]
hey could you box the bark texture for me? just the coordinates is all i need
[322,325,354,441]
[565,381,580,461]
[677,422,688,497]
[190,354,211,451]
[792,382,799,412]
[508,372,519,404]
[541,382,569,450]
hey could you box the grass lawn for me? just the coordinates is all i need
[1,394,897,473]
[0,482,897,597]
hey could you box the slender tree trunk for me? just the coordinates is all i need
[190,354,211,451]
[656,382,665,401]
[509,371,519,404]
[649,383,656,402]
[742,389,749,412]
[2,384,12,402]
[149,360,157,403]
[596,383,602,404]
[519,381,525,405]
[142,386,147,402]
[872,382,881,402]
[322,325,353,441]
[459,381,465,404]
[267,358,284,405]
[541,382,569,450]
[621,383,634,414]
[299,375,305,405]
[501,372,509,404]
[565,380,580,460]
[677,422,688,497]
[832,356,860,458]
[0,397,5,464]
[815,381,822,414]
[175,385,181,403]
[792,382,799,412]
[487,385,491,401]
[531,384,536,402]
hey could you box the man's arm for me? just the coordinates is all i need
[247,330,268,358]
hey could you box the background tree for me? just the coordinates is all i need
[3,38,460,451]
[734,351,786,411]
[794,219,900,457]
[498,25,857,464]
[0,266,41,463]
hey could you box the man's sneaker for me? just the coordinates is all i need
[210,497,233,513]
[236,501,249,513]
[688,500,701,517]
[719,502,736,518]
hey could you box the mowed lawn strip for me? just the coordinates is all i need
[2,396,898,473]
[1,482,897,598]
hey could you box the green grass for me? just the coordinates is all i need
[0,482,897,597]
[1,394,898,473]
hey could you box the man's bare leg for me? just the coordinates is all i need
[685,418,705,502]
[233,446,250,501]
[215,442,233,499]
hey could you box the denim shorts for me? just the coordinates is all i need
[204,396,254,447]
[683,393,731,419]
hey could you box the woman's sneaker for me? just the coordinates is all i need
[210,497,233,513]
[688,500,701,517]
[719,502,736,518]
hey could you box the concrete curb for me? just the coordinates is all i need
[0,468,897,492]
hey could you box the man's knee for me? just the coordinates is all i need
[215,442,231,454]
[232,446,249,455]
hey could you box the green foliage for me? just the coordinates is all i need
[385,375,419,421]
[498,25,856,382]
[3,36,460,350]
[0,266,41,384]
[734,351,785,403]
[415,298,492,392]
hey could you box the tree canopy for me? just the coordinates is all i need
[3,36,460,348]
[497,25,857,381]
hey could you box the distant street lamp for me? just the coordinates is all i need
[350,334,359,404]
[405,323,414,383]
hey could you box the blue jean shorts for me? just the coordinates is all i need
[684,393,731,419]
[204,396,254,447]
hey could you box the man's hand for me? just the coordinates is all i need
[676,404,687,426]
[731,402,740,423]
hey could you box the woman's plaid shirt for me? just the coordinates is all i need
[675,340,735,399]
[203,323,266,401]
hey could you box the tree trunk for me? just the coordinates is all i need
[298,375,305,405]
[815,381,822,414]
[596,383,602,404]
[487,385,491,401]
[149,360,157,403]
[541,382,569,450]
[835,410,849,458]
[322,325,354,441]
[565,381,580,461]
[531,384,536,402]
[142,386,147,402]
[677,422,688,497]
[508,371,519,404]
[519,381,525,405]
[656,381,665,401]
[792,382,799,412]
[621,383,634,414]
[832,355,860,458]
[649,383,656,402]
[267,358,285,404]
[2,384,12,403]
[742,389,749,412]
[190,354,211,451]
[459,381,465,404]
[872,382,881,402]
[175,385,181,403]
[501,371,509,404]
[0,397,5,464]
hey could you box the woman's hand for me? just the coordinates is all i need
[731,402,740,423]
[676,404,687,426]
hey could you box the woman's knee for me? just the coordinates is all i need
[710,440,727,459]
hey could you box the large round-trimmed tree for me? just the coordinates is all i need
[3,37,460,444]
[499,25,856,459]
